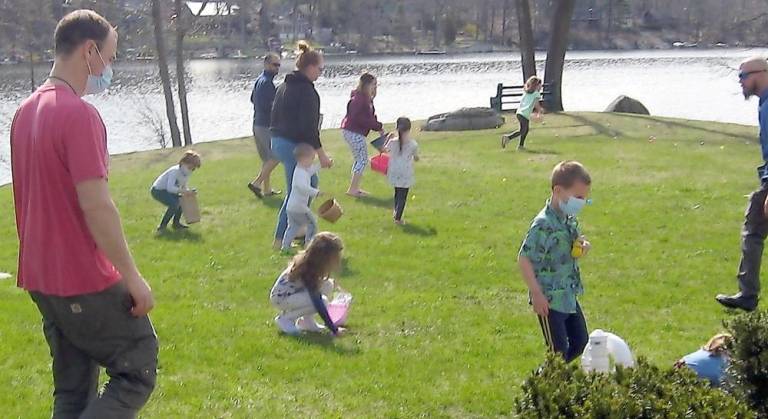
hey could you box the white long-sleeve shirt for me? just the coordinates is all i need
[151,165,190,194]
[286,163,320,212]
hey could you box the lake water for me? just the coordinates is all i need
[1,48,765,185]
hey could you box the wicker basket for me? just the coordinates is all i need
[318,198,343,223]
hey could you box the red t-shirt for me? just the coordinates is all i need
[11,84,121,297]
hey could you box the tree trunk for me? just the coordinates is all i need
[175,0,193,146]
[543,0,575,112]
[502,0,509,44]
[516,0,536,81]
[432,0,444,48]
[151,0,182,148]
[260,0,272,48]
[28,51,35,93]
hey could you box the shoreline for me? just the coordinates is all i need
[0,112,758,188]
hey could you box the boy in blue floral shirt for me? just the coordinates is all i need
[518,161,592,362]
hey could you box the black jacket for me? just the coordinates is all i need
[270,71,322,149]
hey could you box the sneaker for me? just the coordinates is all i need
[501,135,509,149]
[172,223,189,230]
[297,316,326,332]
[517,145,526,152]
[248,183,263,199]
[716,293,759,312]
[274,315,300,335]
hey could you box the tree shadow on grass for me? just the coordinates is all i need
[608,112,755,141]
[354,195,393,209]
[258,195,284,209]
[558,112,625,138]
[285,332,361,355]
[400,223,438,237]
[340,258,357,276]
[154,229,204,242]
[519,148,560,155]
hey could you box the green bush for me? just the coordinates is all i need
[726,310,768,418]
[515,354,753,418]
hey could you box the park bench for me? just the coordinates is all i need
[490,82,551,112]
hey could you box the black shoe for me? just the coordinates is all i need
[172,223,189,230]
[716,293,758,312]
[248,183,263,199]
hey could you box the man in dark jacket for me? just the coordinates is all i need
[248,53,281,198]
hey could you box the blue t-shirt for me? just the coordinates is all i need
[682,349,727,387]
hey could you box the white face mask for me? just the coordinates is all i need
[85,45,113,95]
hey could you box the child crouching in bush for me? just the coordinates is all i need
[270,232,345,337]
[675,333,732,387]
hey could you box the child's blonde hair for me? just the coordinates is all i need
[179,150,201,168]
[524,76,542,93]
[702,333,732,355]
[551,160,591,189]
[289,232,344,291]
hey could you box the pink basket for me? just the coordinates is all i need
[370,153,389,175]
[327,292,352,326]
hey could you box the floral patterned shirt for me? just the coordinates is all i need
[518,200,584,314]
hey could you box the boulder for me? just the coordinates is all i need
[422,107,505,132]
[605,95,650,115]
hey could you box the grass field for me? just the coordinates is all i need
[0,112,762,417]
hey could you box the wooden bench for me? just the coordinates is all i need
[490,82,551,112]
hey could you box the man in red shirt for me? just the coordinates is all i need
[11,10,157,418]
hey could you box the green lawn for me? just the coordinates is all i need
[0,112,762,417]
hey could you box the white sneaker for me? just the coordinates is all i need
[274,315,300,336]
[296,316,326,332]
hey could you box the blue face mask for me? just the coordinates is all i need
[85,46,113,95]
[559,196,587,216]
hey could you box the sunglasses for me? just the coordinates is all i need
[739,70,766,80]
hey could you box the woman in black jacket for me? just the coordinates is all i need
[270,41,333,249]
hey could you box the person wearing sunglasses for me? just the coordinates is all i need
[248,52,282,199]
[716,57,768,312]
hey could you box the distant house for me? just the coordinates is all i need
[185,1,239,18]
[273,4,311,41]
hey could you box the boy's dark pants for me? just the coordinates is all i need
[538,302,588,363]
[151,188,182,228]
[736,187,768,298]
[30,282,158,419]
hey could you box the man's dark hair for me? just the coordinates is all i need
[54,10,113,56]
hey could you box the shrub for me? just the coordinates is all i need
[725,310,768,418]
[515,354,753,418]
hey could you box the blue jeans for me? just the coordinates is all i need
[537,302,588,363]
[151,188,181,228]
[272,136,318,240]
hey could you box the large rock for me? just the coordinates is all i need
[605,95,650,115]
[422,107,505,132]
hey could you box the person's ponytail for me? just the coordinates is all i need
[296,40,322,71]
[396,117,412,152]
